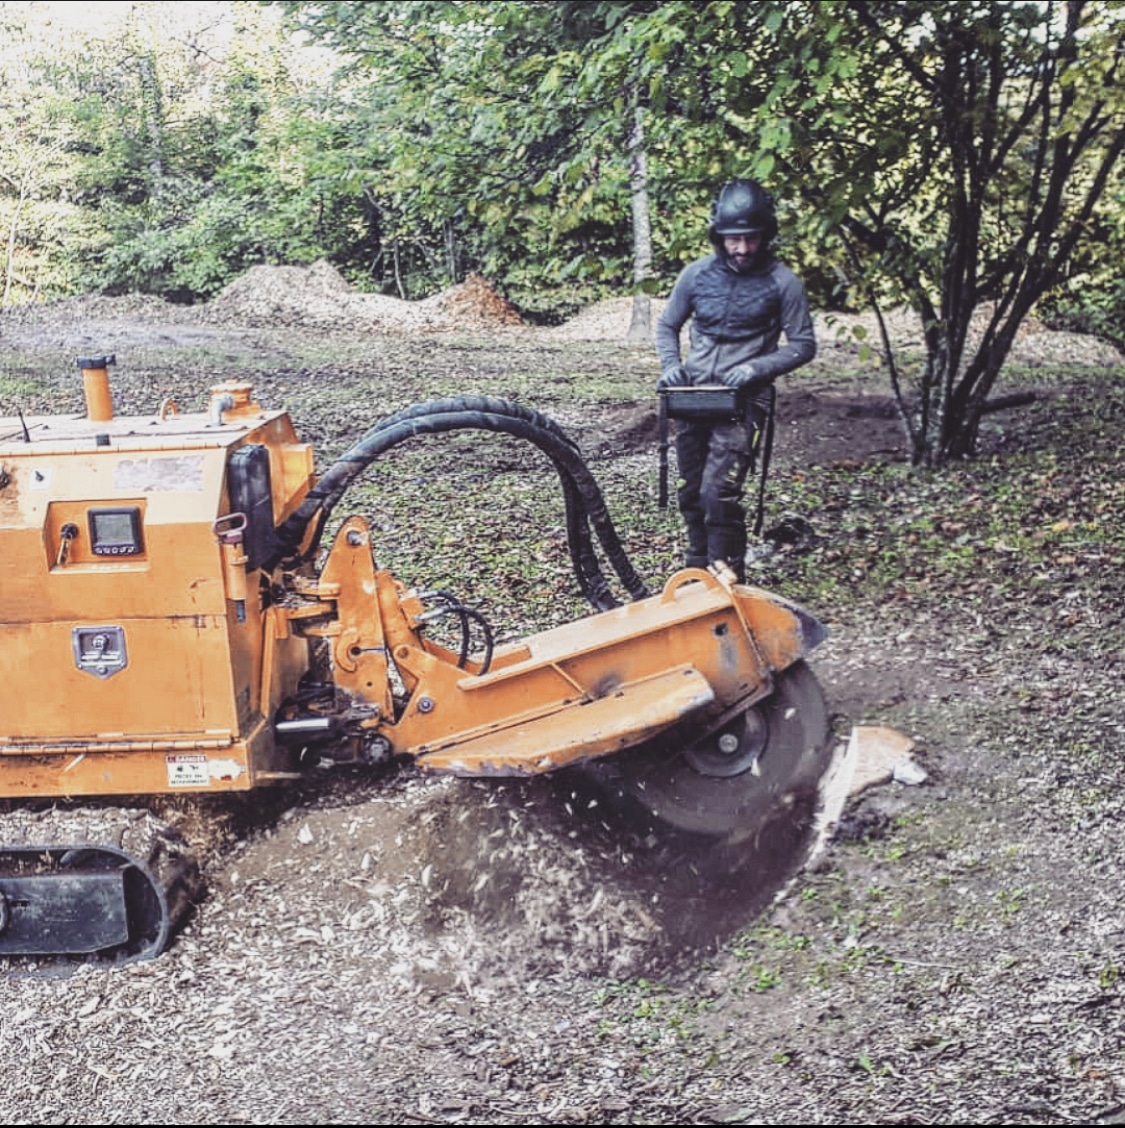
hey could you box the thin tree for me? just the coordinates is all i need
[743,0,1125,464]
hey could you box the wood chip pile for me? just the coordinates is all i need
[1,258,1122,365]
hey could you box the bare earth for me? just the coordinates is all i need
[1,264,1123,1126]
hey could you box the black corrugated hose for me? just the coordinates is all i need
[272,396,650,611]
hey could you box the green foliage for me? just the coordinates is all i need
[2,0,1125,462]
[270,0,660,296]
[1041,278,1125,353]
[0,3,368,301]
[736,1,1125,463]
[0,372,37,398]
[1039,180,1125,351]
[0,8,103,302]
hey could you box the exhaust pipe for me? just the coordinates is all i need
[77,355,116,423]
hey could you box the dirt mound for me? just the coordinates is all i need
[201,260,523,334]
[812,304,1125,368]
[216,259,352,303]
[540,295,667,342]
[3,261,1121,363]
[423,271,523,326]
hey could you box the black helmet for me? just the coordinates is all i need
[708,178,778,244]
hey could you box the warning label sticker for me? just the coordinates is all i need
[166,754,210,788]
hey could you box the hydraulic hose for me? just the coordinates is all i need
[328,398,643,607]
[426,589,495,673]
[273,397,649,610]
[355,398,620,609]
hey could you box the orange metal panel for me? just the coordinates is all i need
[416,665,716,774]
[0,615,239,740]
[381,574,769,760]
[0,718,298,798]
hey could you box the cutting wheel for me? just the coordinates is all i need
[599,661,832,837]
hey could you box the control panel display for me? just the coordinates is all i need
[88,507,144,557]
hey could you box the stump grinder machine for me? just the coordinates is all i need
[0,357,832,962]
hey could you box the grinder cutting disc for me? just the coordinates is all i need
[593,661,832,838]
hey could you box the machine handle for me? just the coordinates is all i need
[212,512,248,542]
[213,514,249,623]
[55,523,79,567]
[659,568,724,603]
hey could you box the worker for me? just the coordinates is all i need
[655,178,816,581]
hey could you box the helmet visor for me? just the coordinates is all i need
[714,222,766,236]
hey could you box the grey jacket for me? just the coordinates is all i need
[655,252,816,396]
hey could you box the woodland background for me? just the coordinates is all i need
[4,2,1125,459]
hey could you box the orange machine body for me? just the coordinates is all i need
[0,378,824,802]
[0,383,316,797]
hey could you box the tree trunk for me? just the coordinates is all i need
[626,100,653,342]
[393,239,405,299]
[137,53,165,194]
[2,167,34,308]
[444,219,457,282]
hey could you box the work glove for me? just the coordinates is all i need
[657,365,690,391]
[723,363,771,392]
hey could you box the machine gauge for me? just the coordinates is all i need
[88,507,144,557]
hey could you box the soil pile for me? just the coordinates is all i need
[204,260,524,333]
[1,260,1122,368]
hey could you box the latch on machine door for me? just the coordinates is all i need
[72,626,128,679]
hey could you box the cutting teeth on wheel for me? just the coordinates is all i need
[596,662,833,838]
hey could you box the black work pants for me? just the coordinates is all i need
[674,405,767,582]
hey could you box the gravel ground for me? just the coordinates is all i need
[1,265,1124,1126]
